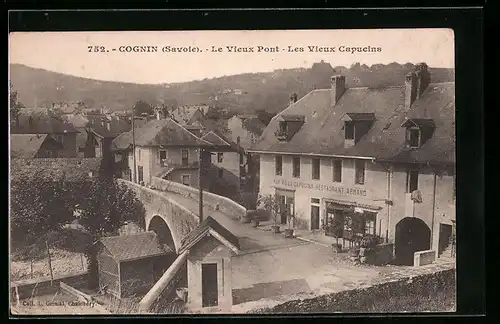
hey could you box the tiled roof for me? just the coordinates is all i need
[251,80,455,165]
[87,115,131,138]
[112,118,213,150]
[10,158,102,182]
[10,134,60,159]
[99,231,172,262]
[201,130,244,153]
[179,216,240,254]
[11,108,79,134]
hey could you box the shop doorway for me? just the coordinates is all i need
[276,189,295,225]
[394,217,431,266]
[311,205,320,230]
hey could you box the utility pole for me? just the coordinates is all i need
[132,106,137,183]
[198,147,204,223]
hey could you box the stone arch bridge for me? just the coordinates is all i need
[117,178,247,253]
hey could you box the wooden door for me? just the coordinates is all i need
[311,205,320,230]
[201,263,218,307]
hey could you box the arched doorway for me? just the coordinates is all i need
[394,217,431,266]
[148,215,176,253]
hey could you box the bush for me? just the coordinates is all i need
[360,234,381,248]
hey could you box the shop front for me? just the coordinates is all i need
[323,199,382,246]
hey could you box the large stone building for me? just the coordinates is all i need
[249,63,455,264]
[111,118,213,187]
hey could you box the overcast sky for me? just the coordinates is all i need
[9,29,454,85]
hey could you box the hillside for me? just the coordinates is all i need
[9,62,454,115]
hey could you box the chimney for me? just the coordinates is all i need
[106,120,111,131]
[405,63,431,109]
[289,93,298,106]
[331,75,346,107]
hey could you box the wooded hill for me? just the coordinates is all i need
[10,62,455,115]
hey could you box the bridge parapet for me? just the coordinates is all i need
[117,179,199,253]
[151,177,247,221]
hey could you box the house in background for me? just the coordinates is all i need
[62,114,90,157]
[169,106,208,125]
[250,63,455,265]
[10,134,64,159]
[51,101,87,117]
[201,130,248,200]
[112,118,213,187]
[226,114,266,150]
[11,108,79,158]
[84,115,131,162]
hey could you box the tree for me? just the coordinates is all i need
[9,83,24,128]
[10,173,75,242]
[133,100,153,117]
[258,193,281,227]
[79,165,146,288]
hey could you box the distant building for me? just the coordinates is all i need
[226,114,266,151]
[250,63,455,265]
[51,101,87,116]
[112,118,213,187]
[10,134,64,159]
[11,108,79,158]
[169,105,208,125]
[84,115,131,162]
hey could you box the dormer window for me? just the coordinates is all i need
[401,118,435,149]
[407,127,421,148]
[275,115,305,141]
[341,113,375,148]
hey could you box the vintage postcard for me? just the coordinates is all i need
[9,29,456,315]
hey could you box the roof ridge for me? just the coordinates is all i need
[169,118,214,146]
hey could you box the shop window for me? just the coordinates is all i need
[332,159,342,182]
[354,160,365,185]
[312,158,320,180]
[364,212,376,235]
[275,155,282,176]
[292,156,301,178]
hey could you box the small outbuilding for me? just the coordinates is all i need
[96,231,176,298]
[179,216,240,313]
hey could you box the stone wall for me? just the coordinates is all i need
[252,268,455,313]
[151,177,247,220]
[414,250,436,267]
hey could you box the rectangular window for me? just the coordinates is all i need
[364,212,376,235]
[345,122,355,140]
[181,149,189,166]
[279,121,288,134]
[354,160,365,185]
[312,158,320,180]
[158,149,167,166]
[275,155,282,176]
[407,169,419,192]
[181,174,190,186]
[332,159,342,182]
[217,152,224,163]
[408,128,421,148]
[292,156,301,178]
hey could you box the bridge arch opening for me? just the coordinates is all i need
[394,217,431,266]
[148,215,176,253]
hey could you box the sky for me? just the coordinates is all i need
[9,29,454,85]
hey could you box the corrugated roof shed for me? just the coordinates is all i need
[99,231,173,262]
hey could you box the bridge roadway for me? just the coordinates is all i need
[155,188,310,254]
